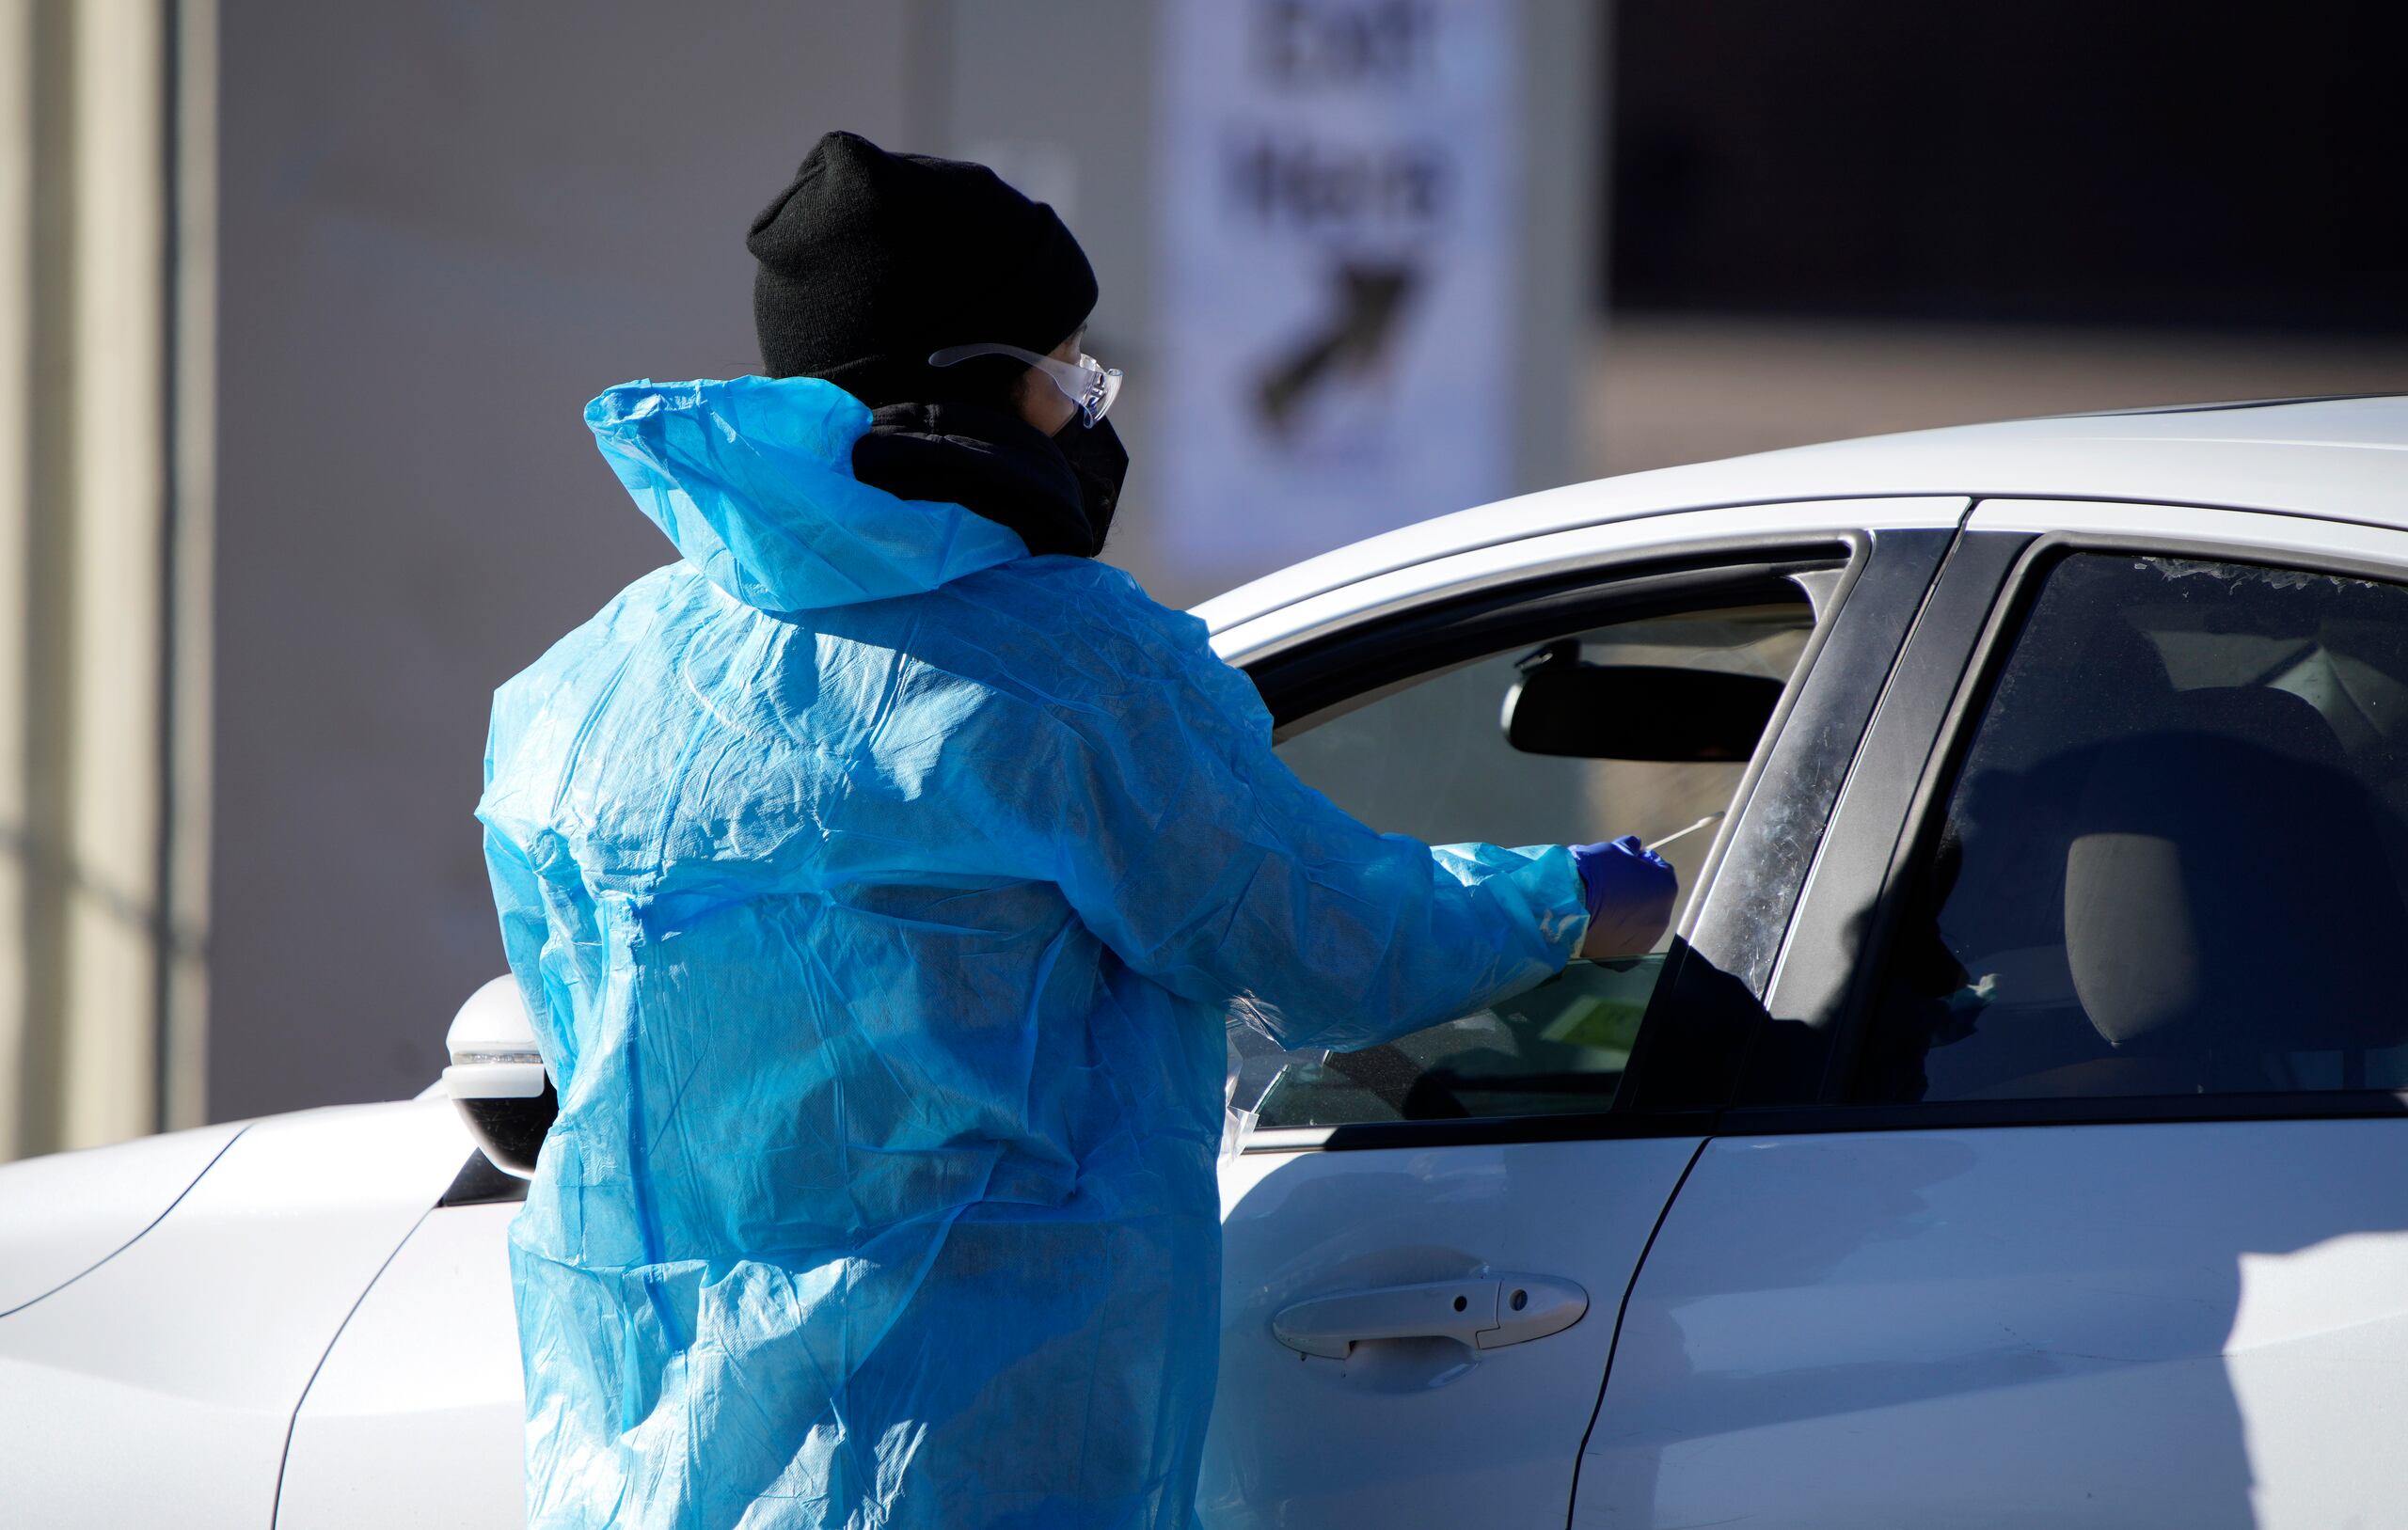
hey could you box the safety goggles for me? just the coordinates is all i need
[927,342,1123,427]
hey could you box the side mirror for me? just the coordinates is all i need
[1501,641,1782,762]
[443,977,556,1179]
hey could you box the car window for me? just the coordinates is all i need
[1240,598,1815,1128]
[1860,553,2408,1104]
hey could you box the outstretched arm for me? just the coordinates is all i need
[1044,613,1670,1051]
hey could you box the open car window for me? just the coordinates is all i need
[1236,595,1815,1130]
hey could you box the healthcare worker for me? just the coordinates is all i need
[480,131,1675,1530]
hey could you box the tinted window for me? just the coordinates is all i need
[1861,554,2408,1104]
[1239,599,1814,1129]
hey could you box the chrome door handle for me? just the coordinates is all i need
[1271,1273,1588,1359]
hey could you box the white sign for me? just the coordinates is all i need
[1154,0,1523,582]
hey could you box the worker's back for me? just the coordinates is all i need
[480,377,1229,1528]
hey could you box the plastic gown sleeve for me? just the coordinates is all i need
[1046,619,1590,1053]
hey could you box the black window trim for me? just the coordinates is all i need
[1231,525,1954,1153]
[1717,1090,2408,1139]
[1243,1110,1723,1154]
[1751,528,2032,1102]
[1778,513,2408,1134]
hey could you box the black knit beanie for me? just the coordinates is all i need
[747,132,1099,409]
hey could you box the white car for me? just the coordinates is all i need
[10,396,2408,1528]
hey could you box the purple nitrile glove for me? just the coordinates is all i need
[1570,835,1678,960]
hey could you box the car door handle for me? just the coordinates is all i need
[1272,1273,1588,1359]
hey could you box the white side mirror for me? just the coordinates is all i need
[442,977,555,1178]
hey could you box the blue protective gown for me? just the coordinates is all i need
[479,375,1591,1530]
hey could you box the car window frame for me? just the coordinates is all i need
[1744,498,2408,1135]
[1222,513,1957,1152]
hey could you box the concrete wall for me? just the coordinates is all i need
[210,4,925,1118]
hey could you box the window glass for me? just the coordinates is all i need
[1861,554,2408,1104]
[1244,598,1815,1128]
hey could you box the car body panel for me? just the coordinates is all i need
[278,1201,527,1528]
[1204,1136,1703,1530]
[0,1118,246,1315]
[1574,1122,2408,1530]
[0,1099,470,1528]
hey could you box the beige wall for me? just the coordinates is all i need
[0,0,30,1154]
[0,0,192,1159]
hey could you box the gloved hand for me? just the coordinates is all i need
[1571,835,1678,960]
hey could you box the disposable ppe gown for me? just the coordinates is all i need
[479,375,1591,1530]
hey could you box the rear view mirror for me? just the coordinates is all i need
[1501,641,1782,762]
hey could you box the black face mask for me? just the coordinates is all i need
[1053,415,1128,550]
[853,402,1123,560]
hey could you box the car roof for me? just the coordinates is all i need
[1196,393,2408,634]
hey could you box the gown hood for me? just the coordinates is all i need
[584,374,1030,612]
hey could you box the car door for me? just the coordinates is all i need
[1199,499,1961,1530]
[1578,501,2408,1529]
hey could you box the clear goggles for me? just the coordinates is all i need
[928,342,1122,427]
